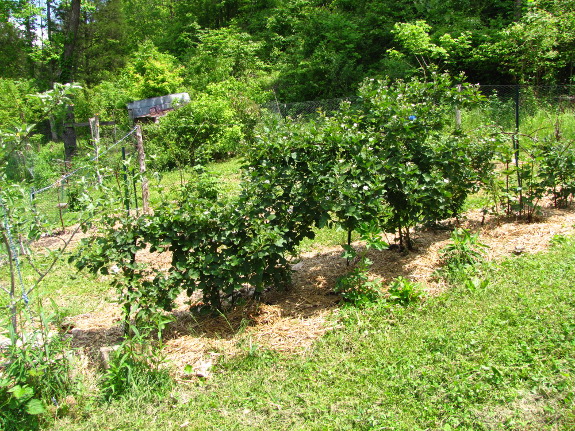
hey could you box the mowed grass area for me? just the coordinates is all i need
[50,237,575,430]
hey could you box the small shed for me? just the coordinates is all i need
[127,93,191,122]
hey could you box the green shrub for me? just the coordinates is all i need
[539,140,575,208]
[0,317,77,430]
[100,319,173,401]
[386,276,424,306]
[144,94,244,170]
[440,228,488,283]
[334,256,382,306]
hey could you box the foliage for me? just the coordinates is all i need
[183,27,267,91]
[358,72,487,247]
[440,228,488,283]
[386,276,424,306]
[100,317,173,401]
[144,94,244,170]
[441,228,487,268]
[75,72,491,315]
[0,79,41,131]
[0,309,77,431]
[1,82,80,334]
[484,3,575,84]
[539,140,575,208]
[119,41,185,101]
[387,20,448,74]
[334,255,382,306]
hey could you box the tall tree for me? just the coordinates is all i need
[59,0,81,83]
[76,0,130,84]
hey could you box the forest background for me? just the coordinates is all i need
[2,0,575,142]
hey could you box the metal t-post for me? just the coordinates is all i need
[514,85,523,212]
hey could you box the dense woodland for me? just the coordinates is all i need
[2,0,575,110]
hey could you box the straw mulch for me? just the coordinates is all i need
[61,202,575,377]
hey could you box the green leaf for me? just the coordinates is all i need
[9,385,33,400]
[26,399,46,415]
[341,244,357,259]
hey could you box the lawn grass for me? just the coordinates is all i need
[148,157,244,207]
[48,236,575,430]
[0,251,111,328]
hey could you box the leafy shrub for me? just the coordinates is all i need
[386,277,424,306]
[0,320,77,430]
[539,140,575,208]
[100,318,173,401]
[440,228,488,283]
[441,228,487,268]
[334,256,382,306]
[74,72,493,315]
[357,71,487,248]
[144,94,244,170]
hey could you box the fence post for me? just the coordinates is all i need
[514,85,522,212]
[122,146,130,213]
[455,84,462,130]
[135,125,149,214]
[89,115,103,184]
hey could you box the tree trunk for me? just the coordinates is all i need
[49,115,58,141]
[514,0,523,21]
[60,0,82,83]
[63,105,77,161]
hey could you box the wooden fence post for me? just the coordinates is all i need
[89,115,103,184]
[135,125,149,214]
[455,84,462,130]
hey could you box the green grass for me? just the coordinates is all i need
[297,225,361,253]
[0,251,112,328]
[148,157,244,207]
[47,237,575,430]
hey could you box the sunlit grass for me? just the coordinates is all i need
[47,237,575,430]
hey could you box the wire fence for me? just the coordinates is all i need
[6,126,144,237]
[262,85,575,137]
[470,85,575,133]
[0,125,151,317]
[260,97,359,120]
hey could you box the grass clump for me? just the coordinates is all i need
[47,236,575,430]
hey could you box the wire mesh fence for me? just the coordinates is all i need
[19,126,143,232]
[0,125,150,315]
[469,85,575,133]
[260,97,359,120]
[261,85,575,137]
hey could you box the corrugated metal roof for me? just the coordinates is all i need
[127,93,191,119]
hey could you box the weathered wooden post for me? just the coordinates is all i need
[135,125,149,214]
[455,84,462,130]
[89,115,103,184]
[63,105,77,162]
